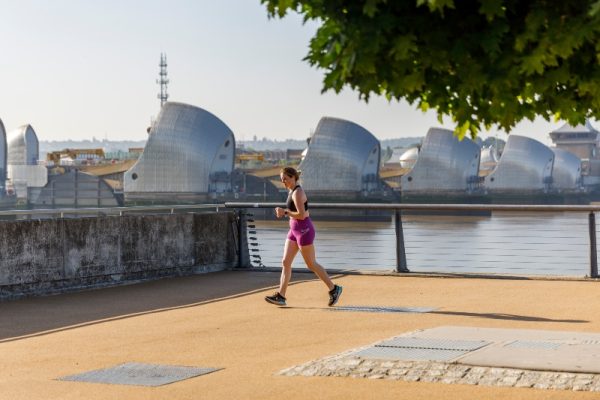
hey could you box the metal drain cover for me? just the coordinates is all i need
[354,336,491,362]
[58,362,221,387]
[332,305,436,313]
[377,337,490,351]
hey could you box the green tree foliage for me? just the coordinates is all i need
[262,0,600,138]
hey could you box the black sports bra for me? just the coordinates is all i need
[286,185,309,212]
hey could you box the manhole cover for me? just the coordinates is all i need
[58,362,221,387]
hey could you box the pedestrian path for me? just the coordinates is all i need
[2,270,600,399]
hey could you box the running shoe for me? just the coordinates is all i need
[328,284,343,306]
[265,292,287,306]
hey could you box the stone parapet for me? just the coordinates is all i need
[0,211,239,300]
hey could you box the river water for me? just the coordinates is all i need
[251,212,593,277]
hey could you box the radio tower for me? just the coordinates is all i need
[157,53,169,107]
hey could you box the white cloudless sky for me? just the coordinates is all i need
[0,0,587,145]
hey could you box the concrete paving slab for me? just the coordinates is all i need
[409,326,600,374]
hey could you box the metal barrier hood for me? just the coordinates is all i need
[485,135,554,191]
[298,117,380,192]
[7,124,39,165]
[124,102,235,194]
[399,147,419,168]
[551,148,582,190]
[401,128,480,192]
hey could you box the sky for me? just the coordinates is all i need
[0,0,583,145]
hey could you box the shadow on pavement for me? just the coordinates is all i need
[0,270,313,342]
[430,310,588,323]
[281,307,588,324]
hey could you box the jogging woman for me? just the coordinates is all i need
[265,166,343,307]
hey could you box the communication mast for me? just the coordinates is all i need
[157,53,169,107]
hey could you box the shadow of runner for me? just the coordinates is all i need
[280,307,588,323]
[0,270,320,342]
[430,310,588,323]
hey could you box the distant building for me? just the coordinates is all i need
[128,147,144,155]
[286,149,303,162]
[30,170,121,207]
[262,150,286,162]
[549,120,600,184]
[549,120,600,160]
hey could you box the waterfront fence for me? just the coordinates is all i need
[226,202,600,278]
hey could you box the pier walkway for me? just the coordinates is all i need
[2,270,600,399]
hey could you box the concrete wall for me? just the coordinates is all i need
[0,211,240,299]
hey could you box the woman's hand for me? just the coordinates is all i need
[275,207,286,219]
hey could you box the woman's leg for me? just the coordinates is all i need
[299,244,335,291]
[279,239,299,297]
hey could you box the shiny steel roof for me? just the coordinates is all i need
[551,148,582,190]
[124,102,235,194]
[7,124,39,165]
[485,135,554,191]
[401,128,480,191]
[298,117,380,191]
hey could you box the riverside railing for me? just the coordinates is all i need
[225,202,600,278]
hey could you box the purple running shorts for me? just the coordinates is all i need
[286,217,316,246]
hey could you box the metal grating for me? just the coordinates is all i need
[354,346,468,361]
[58,362,221,387]
[504,340,563,350]
[377,337,490,351]
[579,340,600,346]
[331,305,436,314]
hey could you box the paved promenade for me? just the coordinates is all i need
[2,270,600,399]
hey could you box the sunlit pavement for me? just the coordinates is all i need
[2,270,600,400]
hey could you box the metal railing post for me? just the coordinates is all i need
[395,210,409,273]
[237,209,251,268]
[589,212,598,278]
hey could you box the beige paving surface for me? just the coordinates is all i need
[2,270,600,399]
[419,326,600,373]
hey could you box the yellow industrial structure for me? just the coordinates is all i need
[46,148,105,165]
[235,153,264,163]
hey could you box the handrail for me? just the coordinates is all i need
[225,202,600,212]
[225,201,600,278]
[0,203,224,217]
